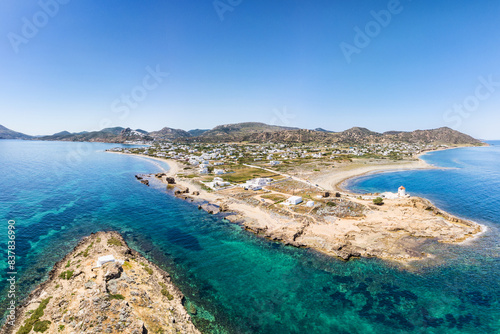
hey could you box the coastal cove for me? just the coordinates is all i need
[0,140,499,333]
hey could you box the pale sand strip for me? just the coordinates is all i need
[312,145,481,194]
[309,152,441,193]
[106,151,177,174]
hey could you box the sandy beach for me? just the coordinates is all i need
[303,152,442,193]
[106,151,174,174]
[306,147,477,194]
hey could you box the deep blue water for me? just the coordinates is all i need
[0,140,499,333]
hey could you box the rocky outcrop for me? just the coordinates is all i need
[230,195,482,263]
[199,203,220,214]
[174,186,189,195]
[140,167,482,264]
[0,232,200,334]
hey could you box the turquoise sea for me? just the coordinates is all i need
[0,140,498,333]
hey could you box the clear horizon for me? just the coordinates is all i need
[1,1,499,139]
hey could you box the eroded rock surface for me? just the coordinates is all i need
[1,231,200,334]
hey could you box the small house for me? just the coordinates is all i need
[95,255,123,268]
[381,192,398,199]
[286,196,303,205]
[398,186,406,197]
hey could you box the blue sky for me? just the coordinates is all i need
[1,0,499,139]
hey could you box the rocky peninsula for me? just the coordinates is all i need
[1,231,200,334]
[128,153,483,264]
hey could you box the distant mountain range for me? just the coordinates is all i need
[0,124,32,139]
[0,122,484,146]
[35,127,153,143]
[187,129,209,137]
[148,127,191,141]
[186,123,483,145]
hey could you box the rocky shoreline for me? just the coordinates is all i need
[0,231,200,334]
[138,170,482,264]
[106,152,483,264]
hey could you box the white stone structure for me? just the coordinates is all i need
[398,186,406,198]
[286,196,303,205]
[95,255,124,268]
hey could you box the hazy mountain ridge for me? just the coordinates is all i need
[188,124,482,145]
[0,123,484,146]
[385,127,481,145]
[0,124,32,139]
[148,127,192,141]
[37,127,152,143]
[187,129,209,136]
[194,122,298,141]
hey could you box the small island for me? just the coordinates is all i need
[1,232,200,334]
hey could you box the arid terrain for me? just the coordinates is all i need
[1,231,199,334]
[134,154,482,264]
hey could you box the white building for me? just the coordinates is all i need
[95,255,124,268]
[286,196,303,205]
[206,180,230,189]
[380,192,398,199]
[306,200,315,207]
[270,161,281,166]
[244,178,273,187]
[398,186,406,197]
[213,169,225,175]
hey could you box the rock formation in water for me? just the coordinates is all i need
[0,231,200,334]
